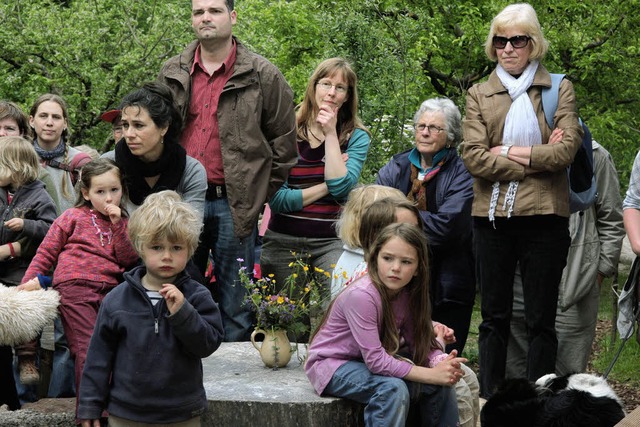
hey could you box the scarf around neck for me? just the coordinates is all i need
[115,139,187,206]
[489,61,542,222]
[33,138,66,161]
[408,147,451,211]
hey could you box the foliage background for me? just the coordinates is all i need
[0,0,638,190]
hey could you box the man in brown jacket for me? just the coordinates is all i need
[158,0,297,341]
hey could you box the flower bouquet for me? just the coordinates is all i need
[238,255,328,339]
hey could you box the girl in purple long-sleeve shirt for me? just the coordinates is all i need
[306,223,465,426]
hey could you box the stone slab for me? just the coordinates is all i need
[202,342,363,426]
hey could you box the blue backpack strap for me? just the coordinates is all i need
[541,73,565,129]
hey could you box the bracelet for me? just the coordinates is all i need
[500,145,511,158]
[7,242,15,258]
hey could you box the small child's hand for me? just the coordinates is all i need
[159,284,184,314]
[104,204,122,224]
[433,350,467,386]
[4,218,24,231]
[17,277,41,291]
[433,321,456,345]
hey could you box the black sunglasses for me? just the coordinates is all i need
[492,35,531,49]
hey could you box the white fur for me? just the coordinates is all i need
[536,372,624,407]
[566,373,623,404]
[0,284,60,346]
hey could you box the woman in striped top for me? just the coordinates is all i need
[260,57,370,315]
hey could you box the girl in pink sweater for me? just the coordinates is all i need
[306,223,466,426]
[19,158,139,412]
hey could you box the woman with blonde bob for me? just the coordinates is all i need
[461,3,582,398]
[261,58,370,300]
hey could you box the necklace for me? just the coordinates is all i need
[307,126,324,143]
[90,210,113,247]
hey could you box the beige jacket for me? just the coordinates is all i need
[461,64,583,219]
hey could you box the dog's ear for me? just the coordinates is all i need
[481,378,543,427]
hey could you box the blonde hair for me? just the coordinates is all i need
[74,144,100,160]
[484,3,549,62]
[336,185,406,248]
[128,190,202,258]
[0,136,40,186]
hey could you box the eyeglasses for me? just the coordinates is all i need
[415,124,445,134]
[316,81,349,94]
[492,35,531,49]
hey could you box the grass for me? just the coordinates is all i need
[591,267,640,386]
[461,267,640,389]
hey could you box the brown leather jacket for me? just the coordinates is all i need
[158,38,297,238]
[461,64,583,219]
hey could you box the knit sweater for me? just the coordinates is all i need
[23,205,139,286]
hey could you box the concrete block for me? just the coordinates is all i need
[0,343,363,427]
[202,342,364,427]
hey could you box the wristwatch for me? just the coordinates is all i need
[500,145,511,158]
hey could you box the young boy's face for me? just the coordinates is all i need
[140,237,190,284]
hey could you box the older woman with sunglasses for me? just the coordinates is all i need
[461,3,583,399]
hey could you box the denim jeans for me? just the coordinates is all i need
[324,361,459,427]
[47,316,76,397]
[193,197,256,342]
[474,220,570,398]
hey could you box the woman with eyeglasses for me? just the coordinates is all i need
[461,3,582,398]
[260,58,370,320]
[377,98,475,351]
[376,97,478,427]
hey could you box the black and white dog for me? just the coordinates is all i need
[480,373,626,427]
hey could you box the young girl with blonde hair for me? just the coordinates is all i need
[0,136,57,388]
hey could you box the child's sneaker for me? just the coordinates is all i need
[19,358,39,385]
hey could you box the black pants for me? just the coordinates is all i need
[0,345,19,410]
[432,301,474,355]
[474,217,570,398]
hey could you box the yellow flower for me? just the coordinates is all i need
[292,273,298,279]
[324,271,331,278]
[277,296,284,304]
[304,287,310,293]
[268,274,275,278]
[342,271,348,279]
[288,262,294,267]
[303,266,309,272]
[330,263,336,268]
[314,267,324,273]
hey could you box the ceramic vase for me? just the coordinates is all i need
[250,328,292,368]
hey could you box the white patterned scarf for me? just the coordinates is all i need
[489,60,543,222]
